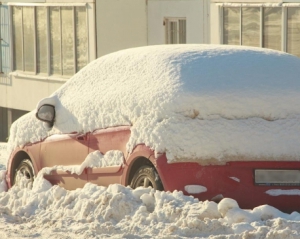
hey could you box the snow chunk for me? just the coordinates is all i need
[0,170,7,193]
[84,150,124,168]
[229,177,240,182]
[0,143,8,167]
[218,198,240,217]
[184,185,207,194]
[266,189,300,196]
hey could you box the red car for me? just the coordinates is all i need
[6,45,300,212]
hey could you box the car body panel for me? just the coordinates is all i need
[86,126,130,186]
[39,133,89,189]
[156,155,300,212]
[44,169,88,189]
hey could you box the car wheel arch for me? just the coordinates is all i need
[125,156,164,190]
[9,151,36,187]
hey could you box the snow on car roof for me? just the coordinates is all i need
[8,44,300,163]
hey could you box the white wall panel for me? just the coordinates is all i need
[148,0,209,45]
[96,0,147,57]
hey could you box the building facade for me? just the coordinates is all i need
[1,0,299,142]
[0,0,149,141]
[210,0,300,57]
[0,0,97,141]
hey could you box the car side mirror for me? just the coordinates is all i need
[36,104,56,127]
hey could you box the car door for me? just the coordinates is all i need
[87,126,131,186]
[40,132,89,190]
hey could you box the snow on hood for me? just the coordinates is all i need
[8,44,300,163]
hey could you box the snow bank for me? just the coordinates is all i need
[0,143,8,168]
[0,170,7,193]
[1,175,300,238]
[8,45,300,163]
[0,144,8,192]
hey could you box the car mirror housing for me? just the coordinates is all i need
[36,104,56,127]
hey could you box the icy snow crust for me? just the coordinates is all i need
[8,45,300,163]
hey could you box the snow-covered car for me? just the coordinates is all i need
[6,45,300,212]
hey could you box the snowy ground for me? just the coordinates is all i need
[1,146,300,238]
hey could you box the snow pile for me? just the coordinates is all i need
[8,45,300,163]
[83,150,124,168]
[0,143,8,169]
[1,174,300,238]
[0,143,8,192]
[0,170,7,193]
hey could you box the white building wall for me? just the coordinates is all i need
[96,0,147,57]
[148,0,210,45]
[4,77,64,111]
[210,2,221,44]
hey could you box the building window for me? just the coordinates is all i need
[75,7,88,71]
[287,7,300,57]
[242,8,260,47]
[36,7,47,74]
[0,5,9,75]
[12,5,88,76]
[12,6,22,71]
[222,6,300,57]
[49,7,61,75]
[223,8,240,45]
[263,8,282,51]
[23,7,35,72]
[165,18,186,44]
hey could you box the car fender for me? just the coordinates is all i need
[6,145,40,188]
[121,144,158,186]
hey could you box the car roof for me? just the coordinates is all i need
[52,44,300,119]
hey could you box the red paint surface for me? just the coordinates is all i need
[156,156,300,212]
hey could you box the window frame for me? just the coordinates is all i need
[164,17,187,44]
[0,5,4,74]
[286,7,300,57]
[10,4,88,77]
[221,4,300,57]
